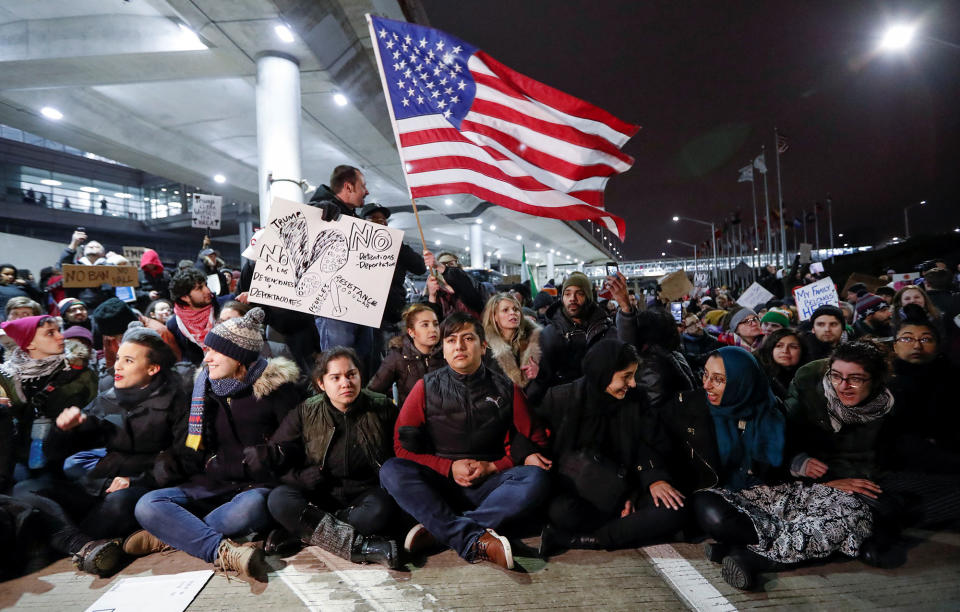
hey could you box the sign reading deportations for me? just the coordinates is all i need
[248,198,403,329]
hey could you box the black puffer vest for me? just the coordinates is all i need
[422,365,514,461]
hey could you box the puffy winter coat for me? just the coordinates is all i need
[368,335,444,407]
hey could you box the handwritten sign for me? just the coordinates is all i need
[62,264,140,288]
[191,194,222,230]
[693,272,710,287]
[248,197,403,328]
[891,272,917,290]
[659,269,694,301]
[122,246,146,266]
[736,282,774,309]
[793,276,839,321]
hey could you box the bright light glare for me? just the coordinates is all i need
[489,224,496,231]
[515,235,522,240]
[80,186,99,193]
[213,174,226,184]
[672,216,680,222]
[666,239,673,243]
[435,240,441,245]
[475,218,483,224]
[879,24,915,51]
[41,179,62,186]
[535,243,541,248]
[178,24,207,49]
[275,24,295,43]
[334,93,348,107]
[40,107,63,120]
[114,192,132,199]
[444,198,453,205]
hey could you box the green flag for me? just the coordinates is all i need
[521,245,537,295]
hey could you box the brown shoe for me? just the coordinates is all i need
[122,530,172,556]
[403,523,439,554]
[472,529,514,570]
[215,538,268,582]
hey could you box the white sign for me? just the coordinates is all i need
[241,229,266,259]
[191,194,222,230]
[809,262,824,274]
[84,570,213,612]
[122,246,146,266]
[694,272,710,287]
[890,272,917,290]
[736,282,774,309]
[793,276,840,321]
[248,197,403,328]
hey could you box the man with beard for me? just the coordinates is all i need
[801,305,845,361]
[166,268,229,366]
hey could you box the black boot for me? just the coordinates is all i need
[538,524,602,559]
[721,547,785,591]
[351,534,399,569]
[703,541,730,563]
[265,527,303,557]
[73,538,124,577]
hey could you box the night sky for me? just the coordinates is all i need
[418,0,960,259]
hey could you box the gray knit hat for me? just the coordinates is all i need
[562,272,594,304]
[121,320,162,344]
[727,307,757,332]
[204,307,265,364]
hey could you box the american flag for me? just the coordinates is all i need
[366,15,637,239]
[776,132,789,154]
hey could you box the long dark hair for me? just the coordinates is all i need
[756,328,808,379]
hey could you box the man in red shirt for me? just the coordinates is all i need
[379,312,551,570]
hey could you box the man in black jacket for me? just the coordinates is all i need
[801,305,845,361]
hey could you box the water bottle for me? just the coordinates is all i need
[28,417,52,470]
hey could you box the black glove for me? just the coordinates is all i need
[318,203,341,222]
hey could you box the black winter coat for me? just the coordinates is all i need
[368,335,444,407]
[382,244,426,328]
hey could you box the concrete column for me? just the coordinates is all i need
[546,251,555,281]
[237,202,254,260]
[470,224,483,269]
[256,52,302,226]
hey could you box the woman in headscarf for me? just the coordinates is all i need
[481,293,541,395]
[536,338,686,556]
[694,345,876,590]
[755,329,809,400]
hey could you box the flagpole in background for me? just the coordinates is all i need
[827,195,835,263]
[814,202,821,252]
[774,127,788,267]
[750,169,759,270]
[756,148,773,268]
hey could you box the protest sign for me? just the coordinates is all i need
[736,282,774,309]
[891,272,918,290]
[794,277,839,320]
[799,243,812,263]
[241,229,266,259]
[659,269,694,301]
[810,262,824,274]
[693,272,710,287]
[842,273,885,296]
[191,194,222,230]
[84,570,213,612]
[248,197,403,328]
[122,246,146,266]
[62,264,139,288]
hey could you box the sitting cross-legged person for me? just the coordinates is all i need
[535,338,687,557]
[379,313,551,570]
[131,308,301,581]
[264,346,401,568]
[14,322,185,577]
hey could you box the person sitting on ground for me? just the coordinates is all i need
[801,305,845,361]
[481,293,542,396]
[93,298,181,390]
[718,308,764,351]
[263,347,400,568]
[131,308,301,581]
[368,304,443,407]
[166,267,230,366]
[853,294,893,339]
[755,329,809,400]
[13,323,185,577]
[0,316,98,491]
[5,297,42,322]
[619,305,698,409]
[532,271,616,404]
[536,339,686,557]
[378,312,551,571]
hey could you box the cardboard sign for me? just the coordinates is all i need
[248,197,403,328]
[191,194,222,230]
[122,246,146,266]
[842,273,886,296]
[658,269,694,301]
[62,264,139,288]
[794,277,839,320]
[799,243,812,263]
[736,282,774,309]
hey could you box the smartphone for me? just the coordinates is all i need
[605,261,619,277]
[670,301,682,324]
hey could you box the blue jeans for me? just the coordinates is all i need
[62,448,107,481]
[134,487,273,562]
[315,317,374,371]
[379,458,550,560]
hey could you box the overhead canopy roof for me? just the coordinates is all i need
[0,0,616,266]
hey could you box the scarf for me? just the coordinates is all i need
[0,348,68,403]
[174,303,214,348]
[708,347,785,490]
[186,357,267,450]
[114,372,165,407]
[821,374,894,433]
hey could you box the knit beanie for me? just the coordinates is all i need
[856,293,887,318]
[92,298,138,336]
[810,304,844,327]
[702,309,727,328]
[58,297,84,313]
[0,315,49,350]
[561,272,593,304]
[62,325,94,346]
[532,291,555,310]
[727,308,757,332]
[204,307,265,365]
[760,309,791,328]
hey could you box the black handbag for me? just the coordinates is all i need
[557,449,627,514]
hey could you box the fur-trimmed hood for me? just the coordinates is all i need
[252,357,300,398]
[486,322,542,386]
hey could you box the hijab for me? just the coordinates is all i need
[708,347,785,490]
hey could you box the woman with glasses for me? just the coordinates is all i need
[718,309,764,351]
[691,345,876,590]
[755,329,809,400]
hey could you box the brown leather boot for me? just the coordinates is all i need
[215,539,268,582]
[122,530,172,556]
[403,523,440,555]
[471,529,514,570]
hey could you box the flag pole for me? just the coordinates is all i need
[774,127,787,268]
[814,202,820,253]
[760,146,773,268]
[410,196,427,253]
[749,163,759,270]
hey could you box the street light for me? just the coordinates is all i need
[879,24,916,51]
[667,238,698,272]
[904,199,926,238]
[673,215,717,284]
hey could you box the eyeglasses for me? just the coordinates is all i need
[828,370,871,388]
[739,316,760,326]
[702,372,727,387]
[895,336,936,345]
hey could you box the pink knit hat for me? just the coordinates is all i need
[0,315,51,350]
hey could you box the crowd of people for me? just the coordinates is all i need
[0,164,958,591]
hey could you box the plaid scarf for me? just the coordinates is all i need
[174,303,214,349]
[186,358,268,450]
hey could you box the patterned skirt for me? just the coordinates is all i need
[711,482,874,564]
